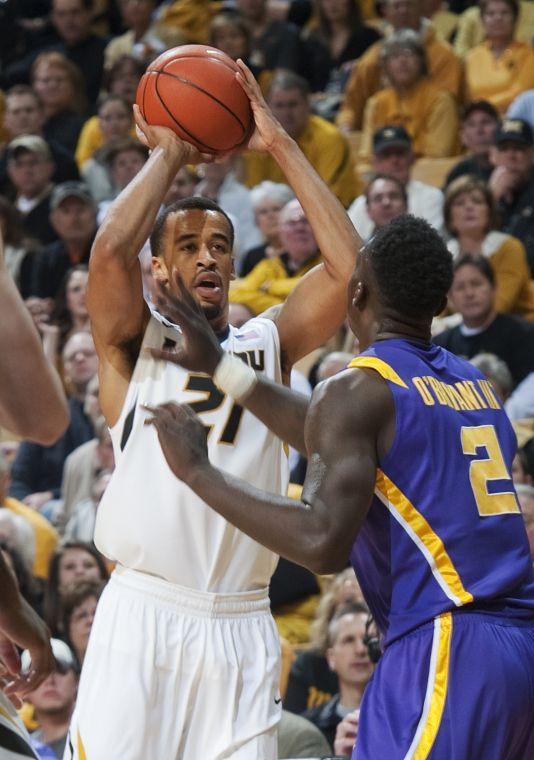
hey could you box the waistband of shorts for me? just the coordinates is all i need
[111,565,271,617]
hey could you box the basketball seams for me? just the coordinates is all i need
[153,72,219,152]
[154,67,247,134]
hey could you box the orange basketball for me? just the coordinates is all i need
[136,45,253,154]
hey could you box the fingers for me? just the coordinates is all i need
[0,638,20,677]
[148,348,182,365]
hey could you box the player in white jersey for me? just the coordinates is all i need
[66,60,363,759]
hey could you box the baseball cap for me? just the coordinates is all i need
[6,135,52,161]
[461,100,499,122]
[21,638,78,676]
[494,118,533,148]
[50,181,95,211]
[373,125,412,155]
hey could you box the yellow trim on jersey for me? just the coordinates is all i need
[348,356,409,388]
[77,729,87,760]
[406,613,452,760]
[375,470,474,606]
[0,702,19,730]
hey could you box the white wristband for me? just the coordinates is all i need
[213,352,258,401]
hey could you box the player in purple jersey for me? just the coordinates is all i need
[144,69,534,760]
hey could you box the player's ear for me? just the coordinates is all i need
[152,256,169,285]
[352,280,367,310]
[325,647,335,672]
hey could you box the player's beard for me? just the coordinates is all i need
[201,302,222,321]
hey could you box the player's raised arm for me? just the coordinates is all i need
[88,107,215,424]
[236,61,362,366]
[0,229,68,445]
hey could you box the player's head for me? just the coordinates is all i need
[348,215,453,347]
[151,197,235,331]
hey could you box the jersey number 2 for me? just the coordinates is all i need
[184,375,244,445]
[461,425,519,516]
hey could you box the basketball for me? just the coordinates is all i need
[136,45,253,154]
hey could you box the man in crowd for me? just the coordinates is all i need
[348,126,443,238]
[5,135,57,246]
[243,69,359,207]
[33,182,97,298]
[434,253,534,387]
[304,604,374,749]
[1,85,79,196]
[230,198,321,313]
[337,0,461,131]
[445,101,500,186]
[365,175,408,236]
[23,639,79,760]
[489,118,534,273]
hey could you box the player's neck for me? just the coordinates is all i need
[370,316,431,348]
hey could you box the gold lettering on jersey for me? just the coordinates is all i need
[411,376,500,412]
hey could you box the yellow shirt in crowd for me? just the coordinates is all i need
[360,79,459,161]
[454,1,534,57]
[4,497,59,580]
[465,41,534,115]
[230,252,322,315]
[75,115,137,168]
[336,23,463,131]
[242,115,359,208]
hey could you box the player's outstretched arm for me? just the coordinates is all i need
[150,277,309,453]
[145,368,394,572]
[0,231,68,445]
[88,107,215,425]
[237,61,363,367]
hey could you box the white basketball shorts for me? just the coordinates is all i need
[64,567,282,759]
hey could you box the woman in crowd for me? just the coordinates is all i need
[31,52,86,154]
[240,181,295,276]
[284,568,366,714]
[465,0,534,114]
[0,195,38,298]
[43,541,109,636]
[444,175,534,320]
[62,580,105,666]
[209,10,268,90]
[41,266,90,369]
[359,29,459,161]
[304,0,380,119]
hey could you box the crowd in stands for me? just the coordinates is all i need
[1,0,534,757]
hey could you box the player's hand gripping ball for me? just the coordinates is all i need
[135,45,253,154]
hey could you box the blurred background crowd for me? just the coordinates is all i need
[0,0,534,757]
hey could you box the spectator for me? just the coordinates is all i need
[43,540,108,636]
[104,0,168,72]
[470,352,514,401]
[41,265,90,367]
[348,126,443,238]
[8,331,97,513]
[303,603,374,748]
[336,0,462,131]
[0,451,59,581]
[0,509,35,576]
[1,85,79,193]
[236,0,307,79]
[243,69,359,206]
[23,638,79,760]
[31,52,86,154]
[489,118,534,274]
[209,11,268,90]
[277,710,333,758]
[65,468,113,542]
[230,198,321,314]
[62,580,104,665]
[421,0,459,42]
[102,54,146,105]
[512,445,534,486]
[5,135,57,246]
[465,0,534,115]
[32,182,97,299]
[76,93,134,171]
[240,181,295,276]
[285,568,365,715]
[96,138,149,221]
[359,29,459,161]
[445,101,500,187]
[194,156,263,264]
[303,0,380,119]
[364,174,408,235]
[506,374,534,421]
[0,195,38,297]
[163,166,199,207]
[508,89,534,130]
[454,0,534,57]
[444,175,534,319]
[516,483,534,560]
[434,254,534,387]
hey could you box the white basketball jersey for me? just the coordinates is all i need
[95,312,289,592]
